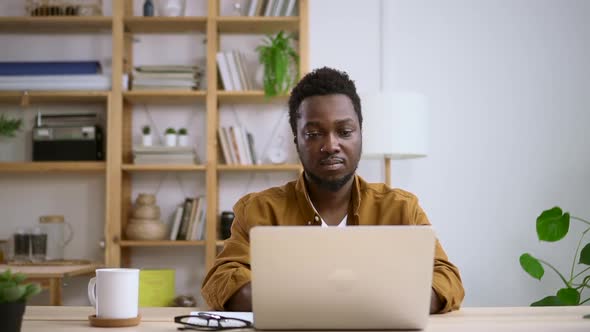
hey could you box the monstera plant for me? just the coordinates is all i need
[519,207,590,314]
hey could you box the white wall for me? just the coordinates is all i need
[312,0,590,306]
[1,0,589,307]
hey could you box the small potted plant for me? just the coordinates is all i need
[164,127,177,147]
[256,31,299,96]
[0,269,42,332]
[0,114,23,138]
[141,125,152,146]
[177,128,188,147]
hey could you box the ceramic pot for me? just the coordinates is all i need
[136,193,156,205]
[133,205,160,219]
[125,221,167,240]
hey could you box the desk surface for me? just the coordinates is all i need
[22,305,590,331]
[0,263,101,278]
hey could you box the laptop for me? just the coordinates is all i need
[250,226,435,330]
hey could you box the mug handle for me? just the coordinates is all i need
[63,222,74,247]
[87,277,97,307]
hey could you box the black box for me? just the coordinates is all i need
[32,125,104,161]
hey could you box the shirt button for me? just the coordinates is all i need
[314,216,320,222]
[307,221,312,225]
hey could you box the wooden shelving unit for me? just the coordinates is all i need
[0,162,105,173]
[0,0,308,290]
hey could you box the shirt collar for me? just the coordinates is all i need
[294,171,362,226]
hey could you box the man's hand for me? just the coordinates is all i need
[430,288,442,314]
[225,282,252,311]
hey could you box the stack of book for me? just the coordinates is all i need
[169,197,207,241]
[217,126,258,165]
[132,145,199,165]
[216,51,253,91]
[246,0,298,16]
[0,61,110,91]
[132,65,203,91]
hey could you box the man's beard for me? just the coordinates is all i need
[304,168,356,192]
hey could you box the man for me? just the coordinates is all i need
[202,67,465,313]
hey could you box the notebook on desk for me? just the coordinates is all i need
[250,226,436,330]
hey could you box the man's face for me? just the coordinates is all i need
[295,94,362,192]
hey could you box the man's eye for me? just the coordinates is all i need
[340,130,353,137]
[305,132,321,138]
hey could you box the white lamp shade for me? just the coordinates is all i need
[361,91,429,160]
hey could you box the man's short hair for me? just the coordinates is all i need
[288,67,362,137]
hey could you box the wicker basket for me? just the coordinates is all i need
[26,0,103,16]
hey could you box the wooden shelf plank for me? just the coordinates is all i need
[217,17,299,34]
[0,16,112,33]
[0,91,109,104]
[217,90,288,104]
[122,164,206,172]
[119,240,206,247]
[124,17,207,33]
[123,90,206,104]
[0,162,105,173]
[218,164,301,172]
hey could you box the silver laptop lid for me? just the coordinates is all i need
[251,226,435,330]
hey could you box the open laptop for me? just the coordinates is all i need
[250,226,435,330]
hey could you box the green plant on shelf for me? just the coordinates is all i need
[142,125,151,135]
[256,31,299,97]
[178,128,187,135]
[520,206,590,309]
[0,114,23,138]
[165,127,176,135]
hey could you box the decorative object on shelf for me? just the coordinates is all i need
[266,135,288,165]
[177,128,188,147]
[172,295,197,307]
[164,127,177,147]
[125,194,167,241]
[30,227,47,263]
[26,0,103,17]
[0,269,41,332]
[256,31,299,96]
[0,114,22,138]
[139,269,175,307]
[12,228,30,263]
[220,211,235,240]
[157,0,186,17]
[519,206,590,307]
[231,0,243,16]
[39,215,74,261]
[141,125,152,146]
[143,0,155,17]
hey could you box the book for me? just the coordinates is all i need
[133,145,195,154]
[218,127,233,164]
[216,52,234,91]
[284,0,297,16]
[135,65,201,73]
[225,51,242,90]
[177,198,194,240]
[0,61,101,76]
[169,205,184,240]
[184,198,199,241]
[246,131,258,165]
[139,269,175,307]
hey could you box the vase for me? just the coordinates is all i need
[0,301,26,332]
[178,135,189,147]
[165,134,177,147]
[142,134,152,146]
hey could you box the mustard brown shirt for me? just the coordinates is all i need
[201,173,465,313]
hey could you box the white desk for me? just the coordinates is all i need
[22,305,590,331]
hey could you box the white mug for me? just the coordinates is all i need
[88,268,140,319]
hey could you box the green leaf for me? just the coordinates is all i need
[520,253,544,279]
[579,243,590,265]
[531,295,565,306]
[0,269,11,282]
[557,287,580,305]
[23,283,41,300]
[536,207,570,242]
[1,285,26,303]
[13,273,26,284]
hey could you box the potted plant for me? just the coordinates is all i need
[141,125,152,146]
[164,127,177,147]
[519,206,590,314]
[177,128,188,147]
[256,31,299,97]
[0,114,23,138]
[0,269,42,332]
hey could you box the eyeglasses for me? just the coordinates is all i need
[174,313,253,331]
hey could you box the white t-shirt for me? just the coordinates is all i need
[311,201,348,227]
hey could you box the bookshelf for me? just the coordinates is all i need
[0,0,308,294]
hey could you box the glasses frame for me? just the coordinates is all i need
[174,313,253,331]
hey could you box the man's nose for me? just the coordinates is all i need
[321,133,341,154]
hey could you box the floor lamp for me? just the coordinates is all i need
[361,91,429,187]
